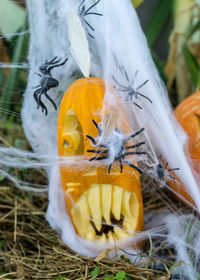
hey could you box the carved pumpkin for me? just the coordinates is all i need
[169,91,200,206]
[57,77,144,243]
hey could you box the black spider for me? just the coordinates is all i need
[78,0,103,39]
[86,120,146,174]
[112,66,152,109]
[155,159,180,181]
[33,56,68,115]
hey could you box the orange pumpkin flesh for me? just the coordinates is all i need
[57,77,144,243]
[169,91,200,207]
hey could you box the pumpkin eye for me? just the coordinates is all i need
[62,108,84,156]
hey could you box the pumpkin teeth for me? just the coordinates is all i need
[71,184,140,243]
[111,186,123,221]
[102,184,112,224]
[88,184,102,232]
[121,191,132,218]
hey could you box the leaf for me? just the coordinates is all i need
[115,271,126,280]
[0,0,26,40]
[131,0,144,8]
[185,19,200,41]
[145,0,173,47]
[183,19,200,87]
[67,9,90,77]
[91,266,100,277]
[183,45,200,86]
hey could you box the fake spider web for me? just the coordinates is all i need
[1,0,200,278]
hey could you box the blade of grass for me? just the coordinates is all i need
[183,46,200,87]
[145,0,173,47]
[0,15,29,117]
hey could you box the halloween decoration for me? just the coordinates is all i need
[87,122,146,174]
[112,67,152,109]
[78,0,103,39]
[33,57,68,115]
[57,77,144,242]
[155,156,180,182]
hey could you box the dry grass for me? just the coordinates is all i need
[0,123,189,280]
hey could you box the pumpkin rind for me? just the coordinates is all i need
[169,91,200,206]
[57,77,144,242]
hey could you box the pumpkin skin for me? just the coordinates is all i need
[169,91,200,206]
[57,77,144,243]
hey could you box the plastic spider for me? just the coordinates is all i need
[33,56,68,115]
[112,66,152,109]
[86,120,146,174]
[155,159,180,181]
[78,0,103,39]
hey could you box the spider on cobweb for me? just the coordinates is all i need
[78,0,103,39]
[112,66,152,109]
[86,119,146,174]
[155,156,180,182]
[33,56,68,115]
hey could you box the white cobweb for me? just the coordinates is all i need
[0,0,200,278]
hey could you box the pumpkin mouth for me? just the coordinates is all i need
[71,184,140,242]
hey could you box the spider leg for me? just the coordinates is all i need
[125,92,130,101]
[89,155,108,161]
[137,91,152,103]
[113,86,128,93]
[112,75,127,89]
[119,159,123,173]
[44,92,57,111]
[125,128,145,142]
[48,57,62,66]
[86,135,96,145]
[92,119,102,136]
[120,66,129,83]
[38,90,48,115]
[47,56,58,65]
[87,149,108,154]
[108,163,113,174]
[136,79,149,90]
[32,85,40,89]
[35,72,42,77]
[133,102,142,109]
[123,160,143,174]
[78,0,85,14]
[48,57,68,73]
[85,12,103,16]
[83,18,95,31]
[38,89,48,115]
[125,141,146,150]
[85,0,101,14]
[135,70,139,78]
[164,162,169,169]
[168,168,180,172]
[124,152,146,156]
[87,31,95,39]
[33,88,42,106]
[99,144,108,148]
[168,175,176,180]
